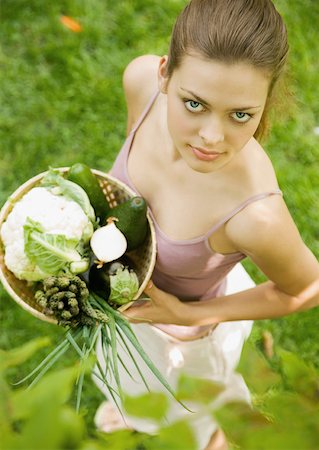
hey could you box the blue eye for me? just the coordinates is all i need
[231,112,251,123]
[185,100,205,112]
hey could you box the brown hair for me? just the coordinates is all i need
[166,0,289,140]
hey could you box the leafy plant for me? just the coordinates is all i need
[2,336,319,450]
[0,338,88,450]
[215,341,319,449]
[115,339,319,450]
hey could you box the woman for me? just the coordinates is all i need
[94,1,319,448]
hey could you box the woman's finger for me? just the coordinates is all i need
[144,280,164,303]
[123,298,153,322]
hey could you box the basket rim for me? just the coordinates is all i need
[0,167,157,322]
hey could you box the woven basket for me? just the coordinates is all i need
[0,168,156,324]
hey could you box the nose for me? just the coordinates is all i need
[199,116,224,145]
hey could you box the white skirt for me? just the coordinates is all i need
[93,263,254,450]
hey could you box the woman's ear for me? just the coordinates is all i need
[158,55,169,93]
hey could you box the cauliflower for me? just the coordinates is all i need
[1,186,94,281]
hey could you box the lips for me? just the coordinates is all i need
[190,145,222,162]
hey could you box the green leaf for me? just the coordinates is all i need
[124,391,169,421]
[11,360,93,421]
[80,443,107,450]
[148,420,197,450]
[55,406,85,448]
[0,374,14,445]
[24,217,89,275]
[92,429,146,450]
[240,392,319,450]
[0,337,50,371]
[214,401,270,449]
[17,404,82,450]
[237,341,281,393]
[2,361,88,450]
[8,403,64,450]
[176,373,225,405]
[278,348,319,402]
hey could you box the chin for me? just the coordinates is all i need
[187,156,230,174]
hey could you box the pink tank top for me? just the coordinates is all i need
[110,91,282,339]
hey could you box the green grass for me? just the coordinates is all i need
[0,0,319,433]
[242,0,319,365]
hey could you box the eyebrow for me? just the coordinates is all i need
[180,87,262,111]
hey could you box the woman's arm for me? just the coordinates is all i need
[186,276,319,326]
[200,193,319,319]
[125,274,319,326]
[124,196,319,325]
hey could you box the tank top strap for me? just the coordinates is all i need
[130,90,160,135]
[205,189,283,236]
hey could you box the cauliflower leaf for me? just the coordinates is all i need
[24,218,89,276]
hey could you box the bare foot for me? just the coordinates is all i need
[94,401,132,432]
[205,428,229,450]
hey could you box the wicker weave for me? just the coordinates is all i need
[0,168,156,323]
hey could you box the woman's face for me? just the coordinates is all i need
[159,54,270,173]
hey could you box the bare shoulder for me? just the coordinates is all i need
[123,54,161,132]
[223,138,283,247]
[245,138,279,188]
[226,194,319,298]
[225,194,294,255]
[123,54,160,99]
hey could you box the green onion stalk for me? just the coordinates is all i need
[16,275,187,413]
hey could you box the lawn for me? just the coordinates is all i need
[0,0,319,436]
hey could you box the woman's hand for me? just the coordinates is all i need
[122,280,189,325]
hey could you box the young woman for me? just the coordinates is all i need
[94,1,319,448]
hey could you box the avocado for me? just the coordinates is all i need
[67,163,110,224]
[108,196,148,251]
